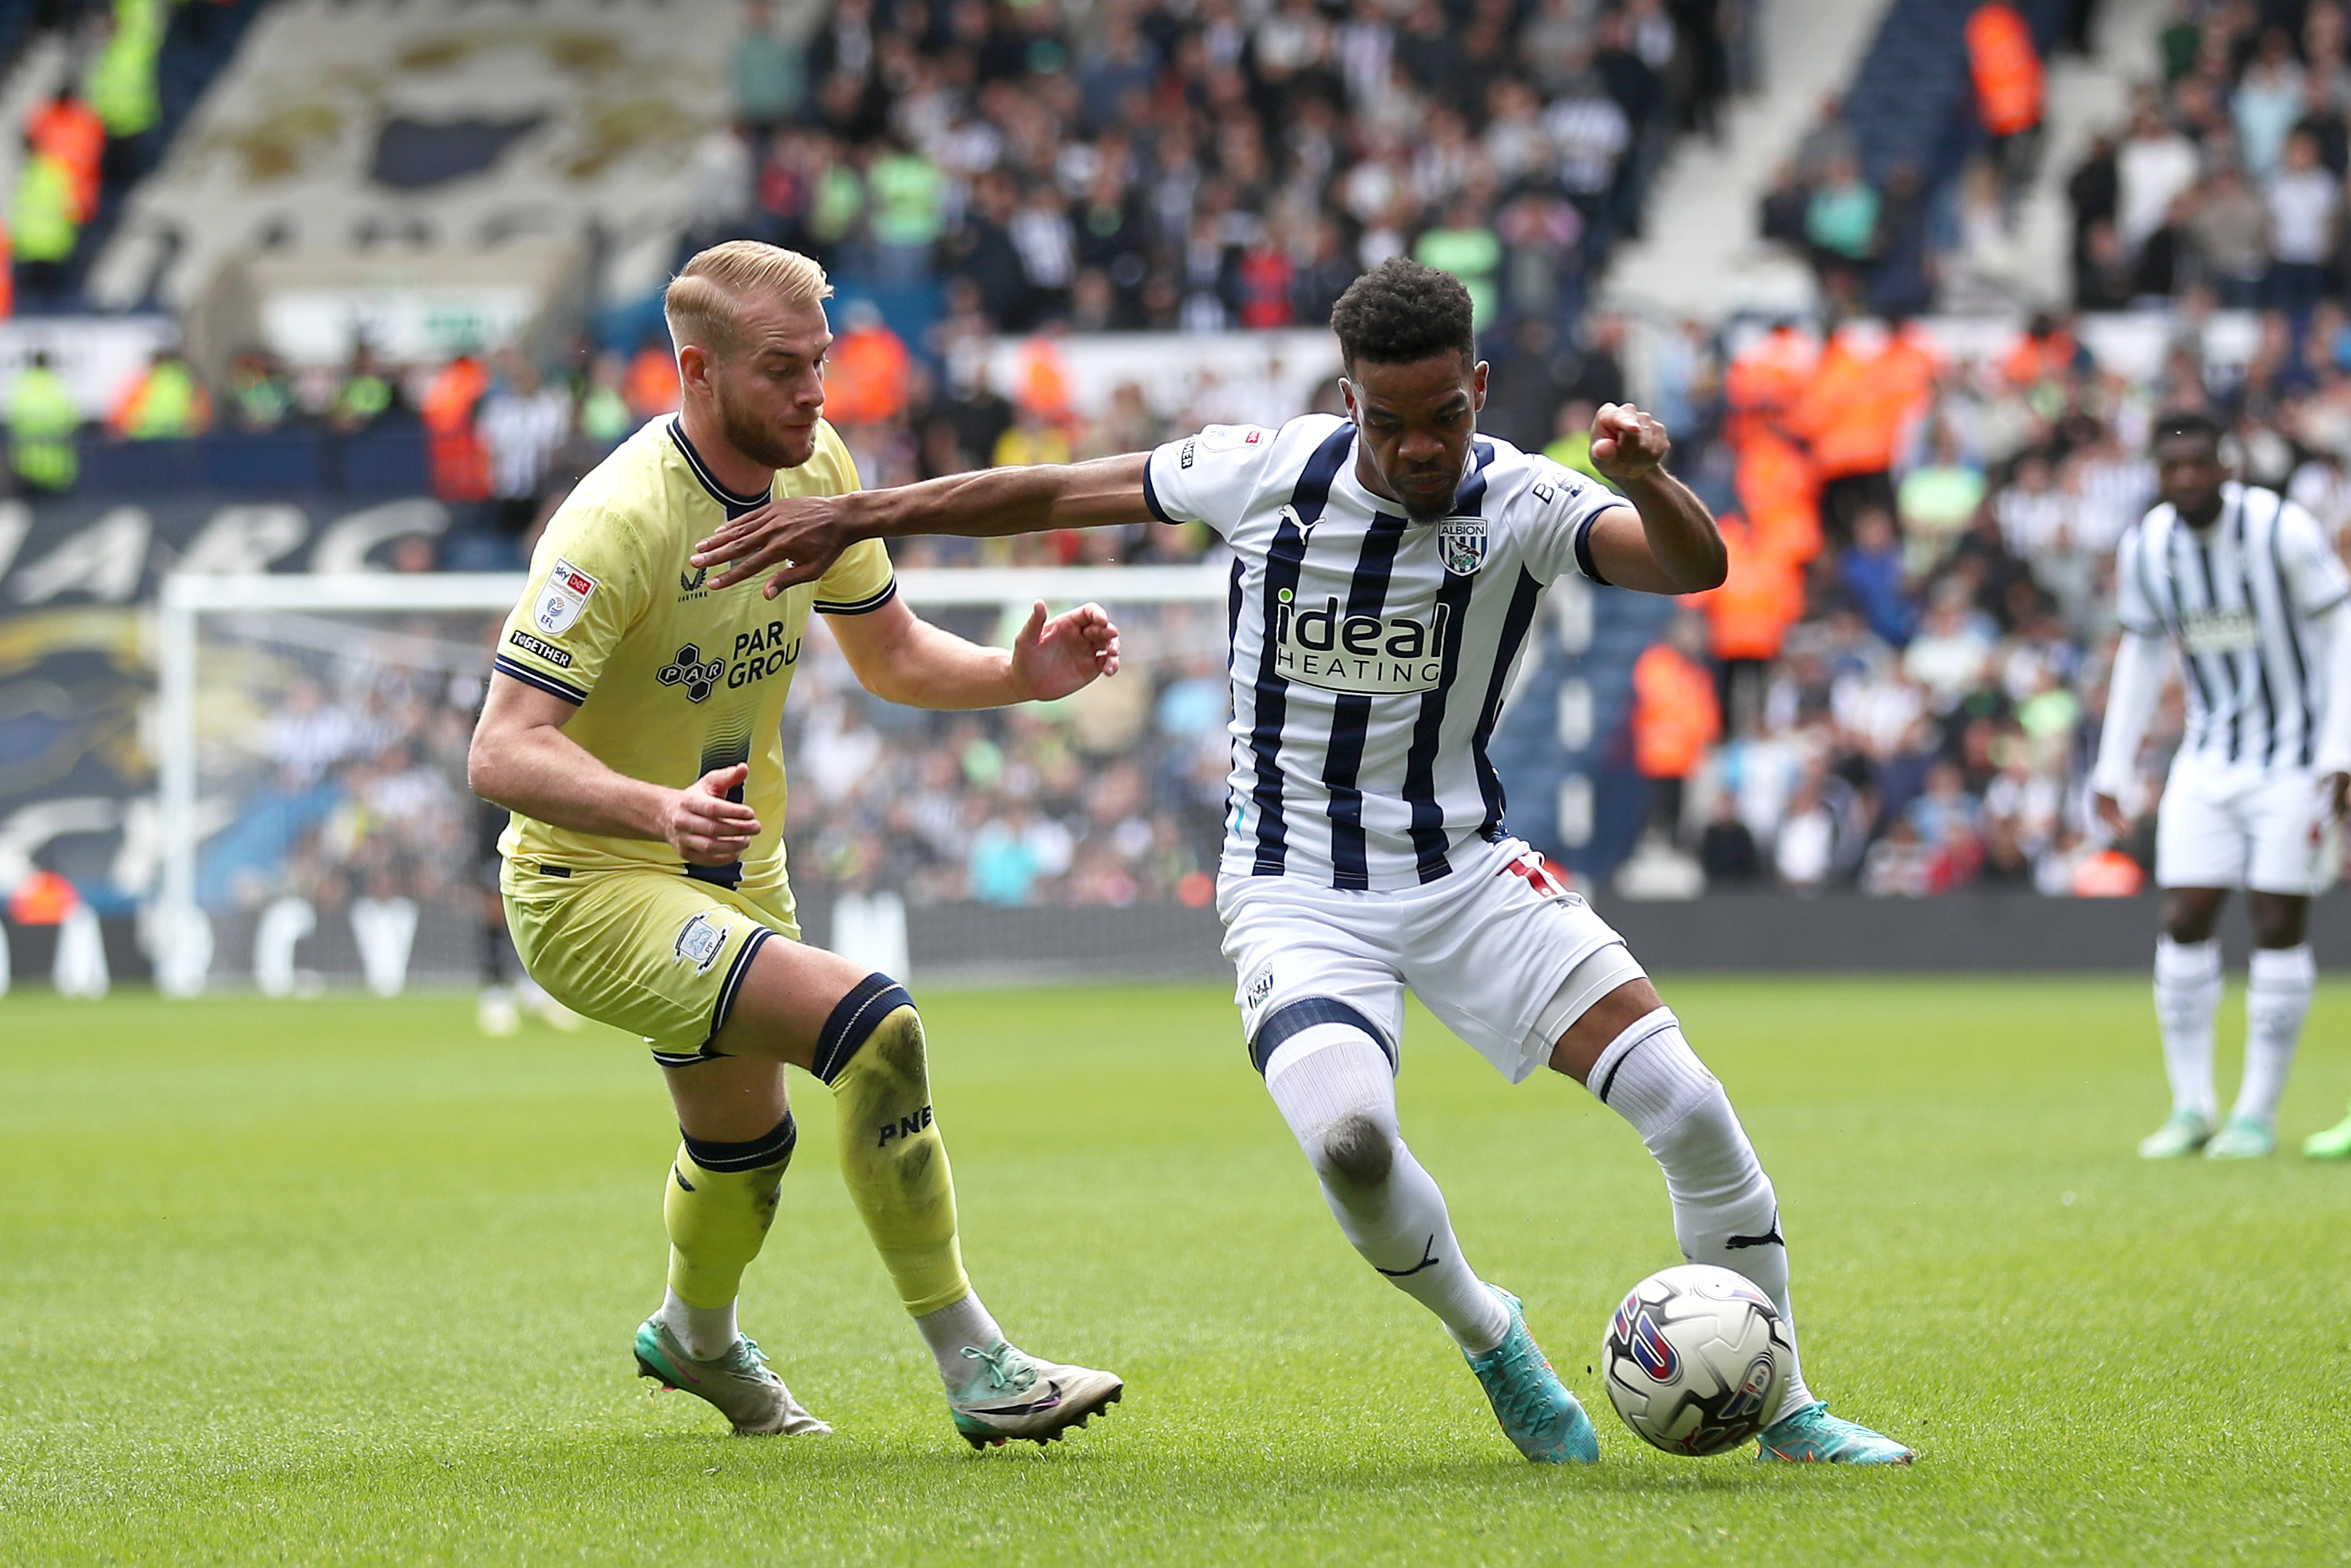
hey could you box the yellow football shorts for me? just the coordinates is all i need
[501,864,800,1066]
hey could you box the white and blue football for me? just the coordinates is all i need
[1601,1262,1791,1456]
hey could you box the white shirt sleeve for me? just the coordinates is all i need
[2091,629,2170,799]
[2311,603,2351,775]
[2113,521,2164,636]
[1515,457,1626,585]
[2275,499,2351,617]
[1143,423,1287,538]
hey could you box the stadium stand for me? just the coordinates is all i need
[18,0,2351,996]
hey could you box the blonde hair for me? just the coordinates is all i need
[663,241,833,358]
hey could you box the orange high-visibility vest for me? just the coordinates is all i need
[1631,643,1721,780]
[1693,516,1804,663]
[1967,2,2044,137]
[822,327,912,425]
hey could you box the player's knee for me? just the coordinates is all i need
[811,972,920,1084]
[1317,1111,1397,1190]
[2250,899,2307,950]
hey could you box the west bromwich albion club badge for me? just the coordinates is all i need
[1437,517,1487,576]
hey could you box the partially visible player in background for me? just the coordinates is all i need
[2092,409,2351,1161]
[469,240,1126,1445]
[473,787,580,1036]
[695,259,1913,1466]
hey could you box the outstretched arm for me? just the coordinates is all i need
[693,453,1156,599]
[826,596,1121,710]
[1577,403,1729,595]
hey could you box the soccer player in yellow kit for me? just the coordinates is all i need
[469,241,1125,1447]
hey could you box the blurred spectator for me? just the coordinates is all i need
[734,0,806,139]
[2266,129,2337,317]
[1632,612,1720,848]
[1840,506,1913,647]
[1965,0,2045,220]
[109,347,208,439]
[1804,151,1878,303]
[2116,102,2196,257]
[2234,27,2305,179]
[578,352,633,449]
[1698,794,1762,884]
[422,351,491,503]
[11,135,77,301]
[623,336,681,421]
[2066,131,2117,293]
[224,350,294,432]
[477,357,572,537]
[2188,157,2269,308]
[824,299,912,426]
[328,345,401,433]
[7,349,78,493]
[1415,200,1502,331]
[865,135,947,283]
[1695,512,1803,734]
[89,0,164,188]
[29,89,103,224]
[1544,398,1611,488]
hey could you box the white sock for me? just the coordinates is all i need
[1265,1023,1510,1355]
[914,1291,1006,1389]
[658,1288,738,1362]
[2233,944,2315,1129]
[1587,1007,1813,1415]
[2154,937,2222,1121]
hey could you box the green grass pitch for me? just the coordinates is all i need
[3,976,2349,1566]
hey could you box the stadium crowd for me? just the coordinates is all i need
[46,1,2351,908]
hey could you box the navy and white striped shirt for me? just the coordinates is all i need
[1145,414,1619,890]
[2116,482,2351,772]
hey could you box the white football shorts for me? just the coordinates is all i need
[2155,757,2333,894]
[1218,836,1642,1084]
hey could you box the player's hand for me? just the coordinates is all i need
[2326,771,2350,822]
[2092,791,2131,838]
[1589,403,1672,483]
[664,764,761,865]
[691,496,854,599]
[1008,600,1121,702]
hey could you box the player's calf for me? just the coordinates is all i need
[1259,1001,1510,1354]
[815,971,1123,1445]
[1576,998,1911,1462]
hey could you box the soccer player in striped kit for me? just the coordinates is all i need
[696,259,1912,1464]
[2092,409,2351,1161]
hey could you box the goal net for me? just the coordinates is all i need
[152,565,1236,997]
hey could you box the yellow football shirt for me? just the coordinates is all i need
[493,415,894,899]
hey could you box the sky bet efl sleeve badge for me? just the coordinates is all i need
[533,560,597,636]
[1438,516,1488,576]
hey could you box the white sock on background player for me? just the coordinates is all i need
[659,1289,739,1362]
[1587,1007,1814,1414]
[1265,1024,1510,1355]
[2154,936,2223,1121]
[2233,944,2315,1128]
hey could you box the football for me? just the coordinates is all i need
[1601,1263,1793,1456]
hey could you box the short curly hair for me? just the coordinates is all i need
[2150,406,2222,453]
[1329,258,1476,370]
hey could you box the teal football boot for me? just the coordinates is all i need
[947,1340,1123,1448]
[2137,1110,2212,1159]
[633,1316,830,1436]
[1465,1285,1599,1464]
[2204,1115,2274,1159]
[1756,1400,1914,1464]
